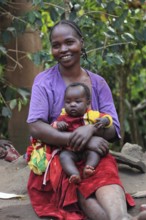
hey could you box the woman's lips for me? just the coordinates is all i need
[60,55,72,61]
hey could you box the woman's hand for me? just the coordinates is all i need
[86,136,109,157]
[68,125,96,151]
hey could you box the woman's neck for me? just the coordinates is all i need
[59,63,82,78]
[58,64,85,85]
[58,63,91,88]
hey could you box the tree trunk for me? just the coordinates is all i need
[3,0,43,154]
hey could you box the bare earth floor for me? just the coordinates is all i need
[0,156,146,220]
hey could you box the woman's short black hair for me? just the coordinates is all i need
[65,82,91,102]
[49,20,83,42]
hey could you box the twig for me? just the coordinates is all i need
[45,2,65,11]
[74,11,118,22]
[0,92,12,113]
[87,41,135,54]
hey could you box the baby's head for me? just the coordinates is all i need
[64,82,91,117]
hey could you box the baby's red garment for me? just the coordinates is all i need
[27,147,135,220]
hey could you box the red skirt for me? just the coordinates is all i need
[27,150,135,220]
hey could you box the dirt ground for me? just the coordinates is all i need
[0,155,146,220]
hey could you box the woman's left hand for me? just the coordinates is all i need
[68,125,95,151]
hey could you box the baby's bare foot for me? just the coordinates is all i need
[69,174,81,184]
[83,165,95,178]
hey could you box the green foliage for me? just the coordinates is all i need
[0,0,146,147]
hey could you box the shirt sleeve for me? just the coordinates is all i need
[92,76,121,138]
[27,79,52,123]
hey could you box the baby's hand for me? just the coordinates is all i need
[95,117,109,129]
[57,121,69,131]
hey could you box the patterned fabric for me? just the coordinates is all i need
[27,139,49,175]
[58,108,113,127]
[27,139,60,176]
[83,109,113,127]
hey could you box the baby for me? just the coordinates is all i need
[52,82,113,184]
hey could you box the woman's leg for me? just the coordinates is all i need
[78,185,129,220]
[95,184,130,220]
[78,184,146,220]
[77,191,109,220]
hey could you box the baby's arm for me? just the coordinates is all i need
[95,117,110,129]
[94,114,113,129]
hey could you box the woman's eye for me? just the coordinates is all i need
[66,41,74,45]
[52,44,60,49]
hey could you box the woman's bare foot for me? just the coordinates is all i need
[69,174,81,184]
[83,165,95,178]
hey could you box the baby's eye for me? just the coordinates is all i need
[76,100,82,103]
[65,101,71,104]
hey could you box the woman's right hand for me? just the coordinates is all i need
[86,136,109,157]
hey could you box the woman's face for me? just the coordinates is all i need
[50,24,83,68]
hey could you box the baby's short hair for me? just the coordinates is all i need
[65,82,91,102]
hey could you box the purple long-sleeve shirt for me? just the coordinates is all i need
[27,64,120,137]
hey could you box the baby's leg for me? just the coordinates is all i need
[83,150,100,178]
[60,150,81,184]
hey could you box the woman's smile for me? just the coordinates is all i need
[60,54,72,62]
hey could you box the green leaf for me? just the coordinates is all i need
[135,31,144,41]
[143,28,146,41]
[113,10,128,29]
[9,99,17,109]
[6,27,16,37]
[106,53,125,65]
[121,33,135,41]
[18,100,22,111]
[0,46,7,54]
[49,7,59,22]
[2,31,12,44]
[2,107,12,118]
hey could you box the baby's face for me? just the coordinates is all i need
[64,86,89,117]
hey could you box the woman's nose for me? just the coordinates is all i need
[60,44,68,52]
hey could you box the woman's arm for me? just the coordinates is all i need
[94,124,118,142]
[29,120,109,157]
[68,123,117,150]
[28,120,70,147]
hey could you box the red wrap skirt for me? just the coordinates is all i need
[27,149,135,220]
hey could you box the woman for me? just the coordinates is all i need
[27,20,146,220]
